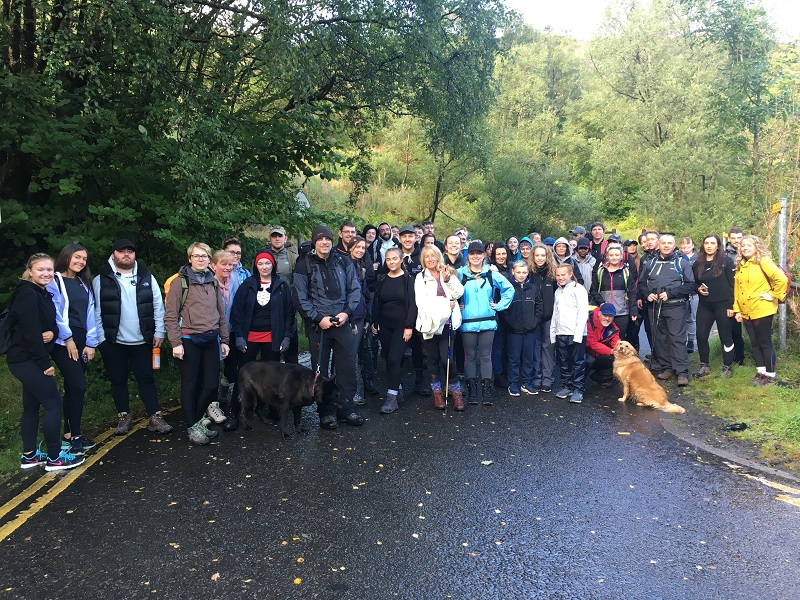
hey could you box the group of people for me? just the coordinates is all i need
[5,218,789,470]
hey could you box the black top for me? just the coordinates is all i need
[695,256,735,308]
[63,277,89,331]
[377,276,409,329]
[249,281,273,332]
[7,280,58,370]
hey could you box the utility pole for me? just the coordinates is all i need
[776,197,788,350]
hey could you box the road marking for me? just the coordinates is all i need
[0,418,151,542]
[740,473,800,509]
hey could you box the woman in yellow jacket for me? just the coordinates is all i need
[733,235,788,385]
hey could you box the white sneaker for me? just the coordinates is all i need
[206,401,226,424]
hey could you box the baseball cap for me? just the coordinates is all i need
[112,238,136,252]
[467,241,485,254]
[623,239,638,247]
[576,237,591,249]
[544,237,555,246]
[311,225,334,242]
[570,226,586,235]
[608,233,622,243]
[398,225,416,236]
[599,303,617,316]
[270,226,286,236]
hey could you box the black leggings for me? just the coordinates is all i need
[743,315,776,372]
[423,326,459,384]
[378,325,408,390]
[696,302,734,366]
[8,360,63,459]
[50,327,88,437]
[177,338,221,425]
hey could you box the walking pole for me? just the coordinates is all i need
[444,318,454,412]
[651,287,664,369]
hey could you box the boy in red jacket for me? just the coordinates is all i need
[586,303,620,388]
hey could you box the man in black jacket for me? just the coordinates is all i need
[637,234,695,386]
[725,226,746,364]
[293,225,365,429]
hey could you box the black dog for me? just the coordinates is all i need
[238,361,344,438]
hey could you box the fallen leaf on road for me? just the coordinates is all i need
[481,460,493,466]
[617,432,630,435]
[294,578,302,585]
[210,573,220,582]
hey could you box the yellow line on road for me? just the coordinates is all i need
[740,473,800,510]
[0,420,150,542]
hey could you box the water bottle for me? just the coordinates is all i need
[152,347,161,370]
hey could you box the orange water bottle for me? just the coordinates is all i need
[152,347,161,370]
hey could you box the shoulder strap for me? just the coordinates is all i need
[179,275,217,313]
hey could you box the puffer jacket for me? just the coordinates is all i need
[457,265,514,332]
[292,250,361,324]
[586,307,620,358]
[733,257,788,320]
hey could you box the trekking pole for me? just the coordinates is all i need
[444,318,454,412]
[651,287,665,368]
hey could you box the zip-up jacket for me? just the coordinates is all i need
[503,278,544,334]
[230,274,295,350]
[694,256,735,309]
[529,266,555,321]
[574,254,596,294]
[47,272,99,348]
[552,237,585,287]
[292,250,361,324]
[457,265,514,333]
[164,266,230,347]
[586,307,621,358]
[551,280,589,343]
[590,263,637,317]
[637,250,695,303]
[733,257,788,320]
[6,280,58,370]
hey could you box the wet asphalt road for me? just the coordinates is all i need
[1,373,799,600]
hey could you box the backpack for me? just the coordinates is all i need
[461,269,502,302]
[179,275,218,313]
[759,263,791,304]
[0,307,11,355]
[596,264,629,290]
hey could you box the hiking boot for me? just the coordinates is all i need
[686,341,695,354]
[197,419,219,439]
[481,378,494,406]
[397,384,405,404]
[569,391,583,403]
[555,388,571,399]
[45,450,85,472]
[451,390,465,411]
[433,389,446,410]
[380,393,399,414]
[677,376,689,386]
[187,423,210,445]
[21,446,47,470]
[342,411,365,426]
[694,364,711,378]
[466,379,480,405]
[750,373,768,386]
[719,365,733,378]
[223,415,239,432]
[207,401,226,424]
[148,411,174,434]
[758,374,775,386]
[319,415,338,430]
[415,370,431,397]
[520,385,538,395]
[657,371,673,381]
[115,412,133,436]
[353,393,367,406]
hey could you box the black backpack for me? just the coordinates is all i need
[0,307,12,355]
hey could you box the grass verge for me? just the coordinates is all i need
[687,336,800,473]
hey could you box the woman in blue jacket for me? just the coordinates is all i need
[457,241,514,406]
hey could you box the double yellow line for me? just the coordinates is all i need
[0,415,159,542]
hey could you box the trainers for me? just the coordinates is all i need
[21,446,47,470]
[197,419,219,439]
[206,402,226,424]
[569,391,583,403]
[520,385,538,395]
[45,450,86,472]
[555,388,570,399]
[69,436,96,455]
[379,394,399,414]
[148,411,174,434]
[657,371,673,381]
[507,386,520,397]
[687,341,695,354]
[719,365,733,378]
[61,436,72,451]
[539,387,552,394]
[115,412,133,436]
[694,364,711,378]
[187,423,210,445]
[750,373,768,386]
[353,393,367,406]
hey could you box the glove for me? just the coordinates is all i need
[280,337,291,353]
[236,337,247,353]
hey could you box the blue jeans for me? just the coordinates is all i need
[506,329,540,390]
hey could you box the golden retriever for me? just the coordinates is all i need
[612,341,686,414]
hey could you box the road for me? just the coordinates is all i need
[1,376,798,599]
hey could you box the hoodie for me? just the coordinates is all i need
[552,237,584,286]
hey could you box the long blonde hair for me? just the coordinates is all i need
[735,235,771,268]
[529,243,557,280]
[420,245,445,273]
